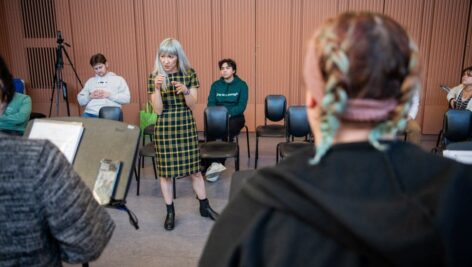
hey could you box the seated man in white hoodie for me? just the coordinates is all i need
[77,53,130,117]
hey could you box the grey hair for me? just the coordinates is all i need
[152,38,192,89]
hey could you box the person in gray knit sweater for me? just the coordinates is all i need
[0,55,115,266]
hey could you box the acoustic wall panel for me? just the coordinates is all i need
[176,0,213,127]
[2,0,471,130]
[301,0,339,104]
[255,0,294,127]
[339,0,384,13]
[219,0,256,129]
[385,0,428,127]
[69,0,141,121]
[464,1,472,69]
[422,0,469,133]
[0,0,12,66]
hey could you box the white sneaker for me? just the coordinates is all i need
[205,162,226,182]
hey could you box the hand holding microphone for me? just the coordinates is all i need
[172,81,190,95]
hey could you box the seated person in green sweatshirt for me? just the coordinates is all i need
[203,59,248,177]
[208,58,248,140]
[0,91,31,135]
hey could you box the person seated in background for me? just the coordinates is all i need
[202,59,248,179]
[447,66,472,111]
[208,58,249,140]
[199,12,472,266]
[0,89,31,135]
[77,53,130,117]
[0,55,115,266]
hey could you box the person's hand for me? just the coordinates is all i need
[100,90,111,98]
[155,74,165,90]
[172,81,189,95]
[90,90,101,99]
[449,99,456,109]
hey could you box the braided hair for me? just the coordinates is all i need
[307,12,421,164]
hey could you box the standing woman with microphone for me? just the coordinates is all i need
[148,38,218,231]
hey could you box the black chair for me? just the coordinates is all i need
[433,109,472,153]
[98,106,123,121]
[199,106,240,171]
[135,142,167,196]
[255,95,286,168]
[276,105,313,163]
[445,141,472,150]
[142,124,154,146]
[13,78,46,120]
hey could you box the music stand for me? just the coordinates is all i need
[24,117,141,229]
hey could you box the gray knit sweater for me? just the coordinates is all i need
[0,134,115,266]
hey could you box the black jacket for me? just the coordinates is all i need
[199,141,472,267]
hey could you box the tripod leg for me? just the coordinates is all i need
[49,71,58,117]
[62,82,71,116]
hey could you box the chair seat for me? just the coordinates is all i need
[445,141,472,150]
[278,142,313,158]
[256,125,285,137]
[140,143,155,157]
[199,141,238,158]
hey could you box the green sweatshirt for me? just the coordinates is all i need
[207,75,248,117]
[0,93,32,133]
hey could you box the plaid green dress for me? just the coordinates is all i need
[147,69,201,178]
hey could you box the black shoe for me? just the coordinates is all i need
[199,198,219,221]
[164,203,175,230]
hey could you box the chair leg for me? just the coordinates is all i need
[141,152,145,168]
[172,177,177,199]
[255,135,259,168]
[236,149,240,171]
[136,156,141,196]
[276,144,279,164]
[245,125,250,158]
[151,157,158,180]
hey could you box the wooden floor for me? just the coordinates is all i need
[65,133,438,267]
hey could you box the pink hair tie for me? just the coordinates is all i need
[341,98,397,122]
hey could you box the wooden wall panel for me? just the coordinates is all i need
[255,0,294,127]
[422,0,470,133]
[177,0,213,128]
[384,0,427,127]
[301,0,339,104]
[219,0,256,129]
[464,1,472,68]
[68,0,140,122]
[289,0,302,105]
[2,0,471,133]
[0,0,12,66]
[339,0,384,13]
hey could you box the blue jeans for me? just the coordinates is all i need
[82,112,98,118]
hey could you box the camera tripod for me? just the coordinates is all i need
[49,31,83,117]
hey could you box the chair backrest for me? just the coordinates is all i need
[99,106,123,121]
[204,106,229,141]
[443,109,472,142]
[285,105,311,139]
[265,95,286,124]
[13,78,25,94]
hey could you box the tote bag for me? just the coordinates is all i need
[139,101,157,131]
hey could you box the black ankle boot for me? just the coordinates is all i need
[199,198,219,221]
[164,203,175,230]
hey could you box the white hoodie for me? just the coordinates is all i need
[77,72,130,115]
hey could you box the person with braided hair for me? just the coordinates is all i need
[199,12,472,267]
